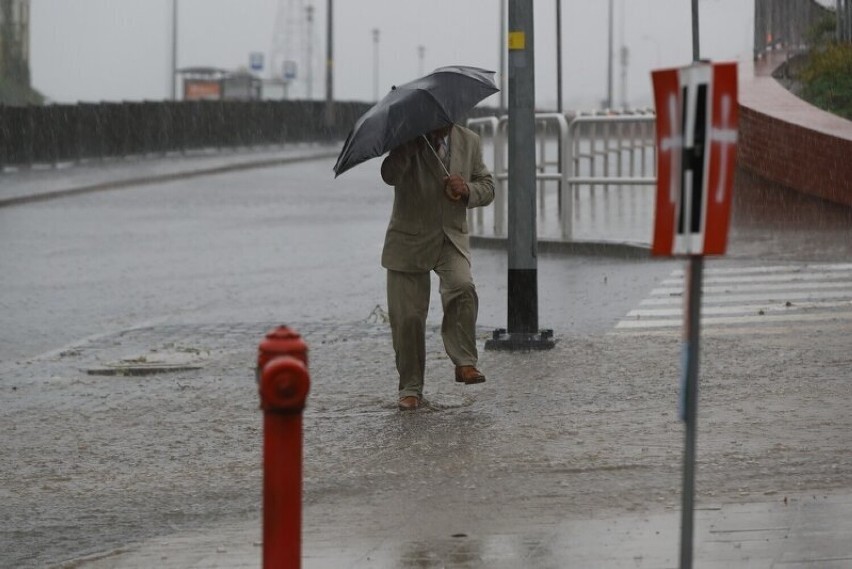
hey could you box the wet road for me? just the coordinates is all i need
[2,155,852,568]
[4,159,849,363]
[0,158,679,363]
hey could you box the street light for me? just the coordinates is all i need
[499,0,506,115]
[306,4,315,100]
[171,0,179,100]
[372,28,380,101]
[324,0,334,128]
[417,45,425,76]
[606,0,613,109]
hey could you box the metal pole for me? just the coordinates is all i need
[306,5,314,100]
[418,45,425,76]
[556,0,563,211]
[691,0,700,61]
[508,0,537,335]
[324,0,335,129]
[679,255,702,569]
[556,0,563,115]
[607,0,613,109]
[372,28,380,102]
[499,0,507,115]
[620,0,628,109]
[486,0,554,351]
[680,5,702,569]
[171,0,178,100]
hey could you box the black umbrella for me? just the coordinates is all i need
[333,65,499,177]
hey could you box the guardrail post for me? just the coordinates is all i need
[257,326,310,569]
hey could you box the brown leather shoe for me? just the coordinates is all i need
[455,365,486,385]
[398,396,421,411]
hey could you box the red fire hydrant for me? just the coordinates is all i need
[257,326,310,569]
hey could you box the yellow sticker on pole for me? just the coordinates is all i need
[508,31,525,50]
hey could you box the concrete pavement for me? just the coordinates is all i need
[29,317,852,569]
[58,493,852,568]
[2,145,852,569]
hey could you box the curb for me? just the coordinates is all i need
[0,150,340,209]
[470,235,651,258]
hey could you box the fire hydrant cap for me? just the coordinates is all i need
[266,325,301,340]
[257,325,309,374]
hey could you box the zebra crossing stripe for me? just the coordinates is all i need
[662,270,852,286]
[652,280,852,296]
[640,289,852,306]
[627,300,852,318]
[670,263,852,276]
[615,263,852,333]
[615,310,852,329]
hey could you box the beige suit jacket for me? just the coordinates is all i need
[380,125,495,272]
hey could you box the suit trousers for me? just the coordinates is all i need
[387,237,479,399]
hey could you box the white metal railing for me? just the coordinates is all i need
[468,110,656,240]
[566,111,657,186]
[466,116,503,234]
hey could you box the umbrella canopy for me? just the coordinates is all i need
[333,65,498,177]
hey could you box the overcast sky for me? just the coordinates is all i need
[30,0,754,110]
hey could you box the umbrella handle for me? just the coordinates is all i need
[421,134,451,178]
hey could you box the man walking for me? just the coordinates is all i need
[380,123,495,411]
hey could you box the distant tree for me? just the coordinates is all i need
[804,14,837,49]
[800,42,852,120]
[786,13,852,121]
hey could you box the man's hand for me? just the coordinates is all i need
[444,174,469,202]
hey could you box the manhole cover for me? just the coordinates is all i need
[86,351,207,376]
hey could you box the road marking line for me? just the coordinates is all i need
[670,263,852,276]
[662,271,852,286]
[651,280,852,296]
[639,289,852,306]
[616,263,852,335]
[615,310,852,329]
[626,300,852,318]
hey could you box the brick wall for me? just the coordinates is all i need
[738,64,852,208]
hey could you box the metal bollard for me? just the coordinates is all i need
[257,326,310,569]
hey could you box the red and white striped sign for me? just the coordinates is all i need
[651,62,738,256]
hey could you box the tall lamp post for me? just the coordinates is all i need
[485,0,554,352]
[606,0,613,109]
[499,0,507,115]
[417,45,425,76]
[372,28,380,101]
[171,0,179,100]
[324,0,334,129]
[306,4,314,99]
[556,0,563,206]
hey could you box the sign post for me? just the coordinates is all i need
[651,60,738,569]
